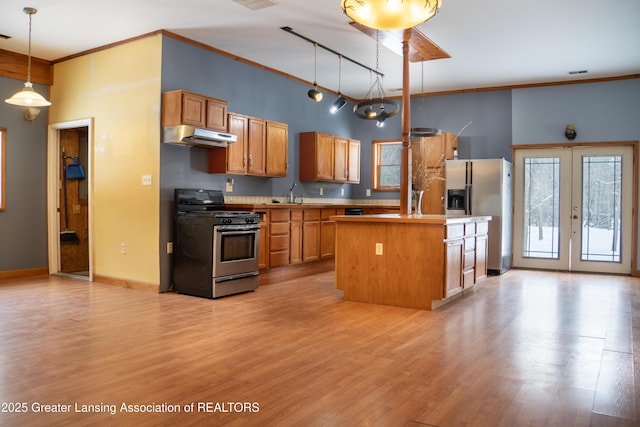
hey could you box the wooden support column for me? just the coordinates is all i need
[399,29,412,215]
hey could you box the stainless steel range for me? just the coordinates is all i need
[173,189,260,298]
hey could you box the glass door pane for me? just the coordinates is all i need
[513,148,572,271]
[522,157,561,259]
[571,146,632,274]
[581,155,622,262]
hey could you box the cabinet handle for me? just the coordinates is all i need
[243,154,247,168]
[249,154,253,167]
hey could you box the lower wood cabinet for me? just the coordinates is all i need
[320,209,337,259]
[445,239,464,298]
[269,209,290,268]
[302,209,321,262]
[289,209,303,264]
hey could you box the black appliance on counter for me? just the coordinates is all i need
[173,189,260,298]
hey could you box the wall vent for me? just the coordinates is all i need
[568,70,588,75]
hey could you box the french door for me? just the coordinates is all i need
[513,145,633,274]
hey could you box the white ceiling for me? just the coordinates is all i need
[1,0,639,99]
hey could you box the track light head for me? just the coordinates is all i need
[308,83,323,102]
[330,95,347,114]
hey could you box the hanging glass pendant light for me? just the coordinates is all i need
[342,0,442,31]
[5,7,52,107]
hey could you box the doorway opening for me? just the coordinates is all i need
[47,119,93,280]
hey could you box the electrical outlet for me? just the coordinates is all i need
[341,188,345,196]
[320,187,324,196]
[141,174,152,186]
[366,189,371,197]
[375,243,383,256]
[120,243,126,254]
[225,180,233,192]
[167,242,173,254]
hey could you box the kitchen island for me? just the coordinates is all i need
[332,214,491,310]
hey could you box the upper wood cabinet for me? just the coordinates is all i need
[162,90,227,132]
[209,113,288,177]
[299,132,360,183]
[411,131,456,214]
[265,121,288,177]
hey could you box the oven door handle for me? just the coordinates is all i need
[215,226,259,233]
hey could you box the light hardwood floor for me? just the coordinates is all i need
[0,270,638,426]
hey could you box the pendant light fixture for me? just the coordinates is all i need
[342,0,442,31]
[307,43,323,102]
[330,55,347,114]
[353,31,398,127]
[411,60,441,137]
[5,7,51,107]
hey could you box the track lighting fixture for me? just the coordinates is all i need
[5,7,51,107]
[307,43,323,102]
[330,55,347,114]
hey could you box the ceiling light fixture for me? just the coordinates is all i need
[330,55,347,114]
[342,0,442,30]
[5,7,51,107]
[353,31,398,126]
[411,59,441,137]
[307,43,323,102]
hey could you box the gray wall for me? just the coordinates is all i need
[0,77,50,271]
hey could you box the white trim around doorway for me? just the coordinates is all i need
[47,118,94,281]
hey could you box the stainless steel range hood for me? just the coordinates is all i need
[162,125,237,148]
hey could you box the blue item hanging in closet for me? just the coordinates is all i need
[66,156,85,180]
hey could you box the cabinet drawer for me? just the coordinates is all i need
[269,250,289,268]
[464,237,476,251]
[303,209,321,221]
[291,210,303,221]
[321,209,337,220]
[270,222,290,236]
[465,223,476,236]
[270,209,290,222]
[463,269,475,288]
[477,221,489,234]
[270,235,289,251]
[446,224,464,239]
[463,251,475,270]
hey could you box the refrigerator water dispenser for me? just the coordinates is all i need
[447,189,466,210]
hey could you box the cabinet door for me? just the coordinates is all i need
[290,210,303,264]
[302,209,321,262]
[258,214,269,269]
[265,121,288,177]
[475,233,488,281]
[444,239,463,298]
[347,139,360,184]
[320,209,337,259]
[421,168,445,214]
[226,113,248,174]
[205,98,227,131]
[333,137,348,182]
[247,118,266,176]
[182,92,206,127]
[316,133,334,181]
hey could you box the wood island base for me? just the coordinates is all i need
[332,214,491,310]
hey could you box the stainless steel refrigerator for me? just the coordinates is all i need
[445,158,512,274]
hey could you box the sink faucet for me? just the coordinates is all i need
[289,182,297,203]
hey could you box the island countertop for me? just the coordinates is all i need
[331,214,492,225]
